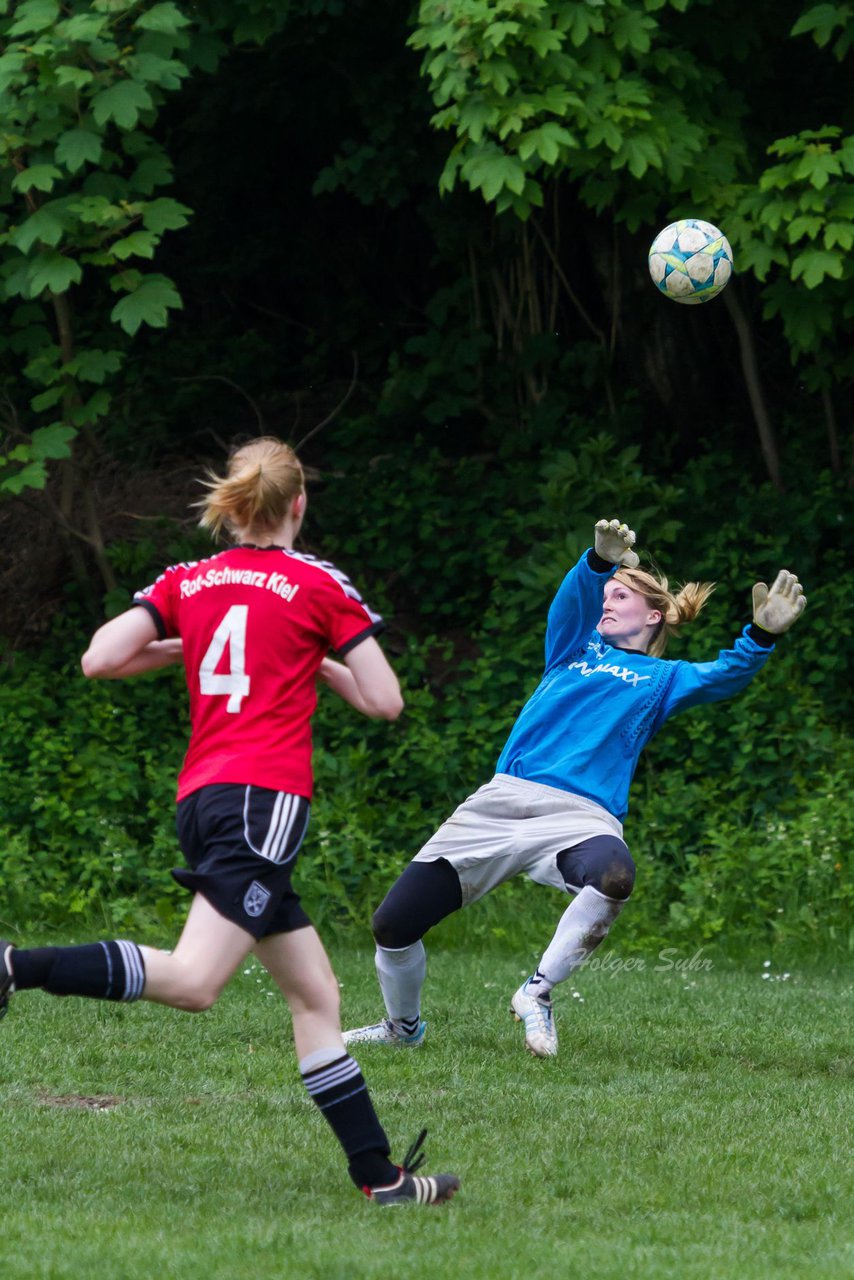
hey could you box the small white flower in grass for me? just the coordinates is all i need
[762,973,771,980]
[763,960,772,968]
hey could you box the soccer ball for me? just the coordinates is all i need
[648,219,733,305]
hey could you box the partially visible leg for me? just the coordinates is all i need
[345,858,462,1046]
[140,894,255,1010]
[512,836,635,1057]
[256,926,459,1205]
[254,923,343,1061]
[4,895,253,1015]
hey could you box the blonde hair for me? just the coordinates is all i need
[614,565,716,657]
[198,437,304,539]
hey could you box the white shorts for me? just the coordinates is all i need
[412,773,623,906]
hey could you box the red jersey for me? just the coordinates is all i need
[134,546,384,801]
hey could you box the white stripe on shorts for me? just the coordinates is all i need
[243,787,307,865]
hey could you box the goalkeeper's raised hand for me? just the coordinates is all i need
[751,570,807,635]
[594,518,640,569]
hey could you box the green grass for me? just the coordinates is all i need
[0,944,851,1280]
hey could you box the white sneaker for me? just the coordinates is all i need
[510,980,558,1057]
[343,1018,427,1047]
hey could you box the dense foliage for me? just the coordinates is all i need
[0,0,850,953]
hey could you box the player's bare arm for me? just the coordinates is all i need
[81,608,181,678]
[342,638,404,721]
[317,656,371,713]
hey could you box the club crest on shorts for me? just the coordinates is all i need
[244,880,271,918]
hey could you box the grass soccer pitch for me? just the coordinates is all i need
[0,945,851,1280]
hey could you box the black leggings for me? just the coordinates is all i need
[371,835,635,950]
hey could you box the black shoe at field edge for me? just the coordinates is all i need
[363,1130,460,1207]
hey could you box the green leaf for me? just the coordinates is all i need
[791,248,845,287]
[8,0,59,35]
[28,252,84,295]
[66,348,124,384]
[70,389,111,425]
[55,66,95,89]
[616,135,662,179]
[67,195,126,227]
[11,165,63,194]
[794,148,843,189]
[586,119,623,152]
[91,81,154,130]
[29,423,75,460]
[790,3,848,46]
[55,129,103,174]
[517,122,575,166]
[9,206,67,253]
[0,460,48,494]
[462,150,527,202]
[124,52,189,90]
[110,273,182,334]
[131,154,173,194]
[612,9,654,53]
[823,220,854,251]
[459,98,498,145]
[134,2,192,33]
[140,197,192,233]
[57,11,108,41]
[30,386,65,413]
[0,50,28,95]
[787,214,824,243]
[112,230,157,260]
[524,27,563,58]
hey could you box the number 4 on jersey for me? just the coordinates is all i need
[199,605,251,712]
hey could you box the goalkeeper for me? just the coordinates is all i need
[343,518,807,1059]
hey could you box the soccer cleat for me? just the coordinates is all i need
[364,1129,460,1207]
[511,979,558,1058]
[0,941,15,1021]
[343,1018,426,1048]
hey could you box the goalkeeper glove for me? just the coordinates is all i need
[751,570,807,634]
[594,518,640,568]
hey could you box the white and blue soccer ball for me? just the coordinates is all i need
[648,218,733,305]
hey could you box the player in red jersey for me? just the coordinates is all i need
[0,437,459,1207]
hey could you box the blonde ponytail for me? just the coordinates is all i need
[614,566,716,656]
[197,437,304,539]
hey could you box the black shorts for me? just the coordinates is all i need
[174,784,312,940]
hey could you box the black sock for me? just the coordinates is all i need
[347,1149,399,1191]
[11,941,145,1002]
[300,1054,396,1188]
[526,969,552,999]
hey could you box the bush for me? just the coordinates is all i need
[0,437,849,958]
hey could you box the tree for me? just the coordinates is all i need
[0,0,199,589]
[408,0,854,486]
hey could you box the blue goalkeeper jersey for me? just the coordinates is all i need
[495,549,775,821]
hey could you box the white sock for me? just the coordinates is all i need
[535,885,626,991]
[375,942,426,1024]
[298,1046,344,1074]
